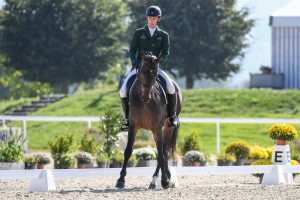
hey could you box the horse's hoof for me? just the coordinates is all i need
[148,183,157,190]
[161,181,175,189]
[115,180,125,189]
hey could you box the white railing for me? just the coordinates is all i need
[1,116,300,153]
[0,165,300,192]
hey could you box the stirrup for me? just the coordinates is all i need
[120,119,129,131]
[168,115,178,128]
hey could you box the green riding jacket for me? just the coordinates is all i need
[129,25,170,68]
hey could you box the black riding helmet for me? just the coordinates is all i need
[146,6,162,17]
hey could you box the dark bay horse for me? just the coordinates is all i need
[116,53,182,189]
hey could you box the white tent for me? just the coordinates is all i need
[269,0,300,89]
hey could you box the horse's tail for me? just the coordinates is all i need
[168,120,179,158]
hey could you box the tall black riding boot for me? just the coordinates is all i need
[167,93,178,128]
[120,97,129,131]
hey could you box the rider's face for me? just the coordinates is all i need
[147,16,159,29]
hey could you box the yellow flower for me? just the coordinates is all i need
[267,124,298,141]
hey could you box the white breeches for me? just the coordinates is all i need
[119,67,175,98]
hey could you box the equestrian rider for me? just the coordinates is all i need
[119,5,178,131]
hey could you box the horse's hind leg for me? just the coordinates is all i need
[116,126,137,189]
[148,165,160,189]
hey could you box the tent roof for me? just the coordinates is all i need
[270,0,300,26]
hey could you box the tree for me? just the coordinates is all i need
[0,0,127,92]
[127,0,254,88]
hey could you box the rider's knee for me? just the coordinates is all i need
[119,86,127,98]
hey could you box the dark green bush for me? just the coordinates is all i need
[182,132,201,154]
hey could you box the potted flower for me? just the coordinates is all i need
[54,153,76,169]
[36,153,51,169]
[217,153,236,166]
[225,141,250,165]
[75,152,93,169]
[251,159,300,183]
[246,145,269,165]
[96,153,110,168]
[267,124,298,145]
[0,139,24,170]
[184,150,207,166]
[133,147,157,167]
[24,155,37,169]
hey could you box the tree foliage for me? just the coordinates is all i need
[127,0,254,88]
[0,0,127,90]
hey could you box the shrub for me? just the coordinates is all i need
[99,109,122,158]
[96,153,110,163]
[24,155,37,164]
[184,150,206,166]
[217,153,236,165]
[128,154,138,166]
[79,133,97,156]
[133,147,157,161]
[36,153,51,165]
[225,141,250,159]
[54,154,76,169]
[111,150,124,164]
[49,134,76,159]
[182,132,201,154]
[267,124,298,141]
[75,152,93,164]
[0,140,24,162]
[249,145,269,159]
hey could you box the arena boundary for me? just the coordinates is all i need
[1,165,300,192]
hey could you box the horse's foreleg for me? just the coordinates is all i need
[116,126,137,189]
[148,164,160,189]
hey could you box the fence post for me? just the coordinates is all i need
[216,122,220,155]
[23,120,28,152]
[87,121,92,128]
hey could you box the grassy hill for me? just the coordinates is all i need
[3,88,300,154]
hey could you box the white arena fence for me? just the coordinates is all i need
[1,116,300,153]
[0,165,300,192]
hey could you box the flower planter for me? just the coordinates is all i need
[217,160,233,166]
[97,162,108,168]
[77,163,85,169]
[137,160,157,167]
[234,158,245,166]
[110,161,122,168]
[25,163,37,170]
[0,162,24,170]
[191,161,200,166]
[276,139,287,145]
[37,163,45,169]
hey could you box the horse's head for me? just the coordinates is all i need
[137,52,159,103]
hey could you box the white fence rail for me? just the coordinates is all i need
[0,165,300,192]
[1,116,300,153]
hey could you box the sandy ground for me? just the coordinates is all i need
[0,174,300,200]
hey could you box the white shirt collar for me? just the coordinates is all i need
[148,26,157,37]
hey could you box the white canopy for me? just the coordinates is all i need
[270,0,300,26]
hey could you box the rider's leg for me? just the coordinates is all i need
[119,69,138,131]
[158,68,178,128]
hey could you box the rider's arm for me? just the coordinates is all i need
[159,32,170,66]
[129,30,139,68]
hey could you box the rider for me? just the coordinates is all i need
[119,5,178,131]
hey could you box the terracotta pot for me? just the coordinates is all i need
[77,163,85,169]
[191,161,200,166]
[276,139,287,145]
[37,163,45,169]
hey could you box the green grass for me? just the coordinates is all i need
[4,88,300,153]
